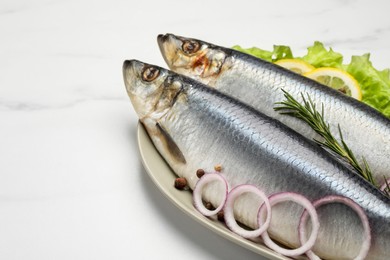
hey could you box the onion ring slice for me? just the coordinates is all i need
[380,178,390,192]
[299,195,371,260]
[224,184,272,238]
[259,192,320,257]
[193,173,228,217]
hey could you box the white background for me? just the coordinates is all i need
[1,0,389,259]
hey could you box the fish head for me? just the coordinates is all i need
[123,59,187,165]
[158,33,230,84]
[123,59,182,121]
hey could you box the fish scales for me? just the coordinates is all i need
[158,34,390,184]
[123,60,390,260]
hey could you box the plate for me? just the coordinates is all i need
[136,122,291,260]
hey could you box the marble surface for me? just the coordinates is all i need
[1,0,389,259]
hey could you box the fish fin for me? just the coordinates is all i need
[155,122,186,164]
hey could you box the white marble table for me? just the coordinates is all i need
[1,0,389,259]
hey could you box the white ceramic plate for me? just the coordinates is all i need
[137,123,292,260]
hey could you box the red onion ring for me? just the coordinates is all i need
[258,192,320,257]
[299,195,371,260]
[380,178,390,192]
[193,173,228,217]
[223,185,272,238]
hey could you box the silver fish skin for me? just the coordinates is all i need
[123,59,390,260]
[157,33,390,184]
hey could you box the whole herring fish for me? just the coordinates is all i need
[157,33,390,184]
[123,59,390,260]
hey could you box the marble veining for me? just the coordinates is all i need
[0,96,126,111]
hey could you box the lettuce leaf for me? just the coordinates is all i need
[233,42,390,117]
[346,54,390,117]
[301,41,343,69]
[232,45,293,62]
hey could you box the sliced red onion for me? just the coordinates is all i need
[380,178,390,192]
[193,173,228,217]
[223,185,271,238]
[258,192,320,257]
[299,195,371,260]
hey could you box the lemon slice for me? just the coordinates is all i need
[303,67,362,100]
[275,59,315,75]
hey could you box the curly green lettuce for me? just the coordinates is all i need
[346,54,390,117]
[233,42,390,118]
[232,45,293,62]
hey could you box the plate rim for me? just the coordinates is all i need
[136,122,291,260]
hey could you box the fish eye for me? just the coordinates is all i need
[182,40,200,54]
[142,66,160,82]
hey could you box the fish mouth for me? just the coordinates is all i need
[157,33,177,48]
[122,59,140,95]
[122,59,142,77]
[122,59,134,92]
[157,34,174,68]
[157,33,168,45]
[122,59,134,73]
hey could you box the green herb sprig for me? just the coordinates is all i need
[274,90,379,187]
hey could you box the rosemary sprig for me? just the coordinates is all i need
[274,90,377,187]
